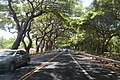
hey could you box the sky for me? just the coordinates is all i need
[0,30,16,39]
[0,0,93,39]
[82,0,93,8]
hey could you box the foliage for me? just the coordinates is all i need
[0,37,16,49]
[0,36,35,49]
[108,36,120,54]
[30,12,69,52]
[0,0,120,55]
[74,0,120,54]
[0,37,5,49]
[0,0,79,52]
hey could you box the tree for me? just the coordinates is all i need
[0,37,5,49]
[78,0,120,54]
[0,0,79,53]
[108,36,120,54]
[31,12,67,53]
[0,37,16,49]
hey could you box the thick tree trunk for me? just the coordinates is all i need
[22,22,32,53]
[22,35,32,53]
[26,35,32,53]
[36,45,40,53]
[96,35,114,54]
[11,30,23,49]
[48,41,53,50]
[40,40,45,53]
[11,21,29,49]
[36,35,46,53]
[8,0,46,50]
[45,40,49,51]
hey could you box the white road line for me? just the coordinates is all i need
[69,53,95,80]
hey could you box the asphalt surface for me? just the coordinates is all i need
[0,51,120,80]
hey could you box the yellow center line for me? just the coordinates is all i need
[18,52,62,80]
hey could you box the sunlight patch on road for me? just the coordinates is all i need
[118,76,120,78]
[50,73,61,80]
[30,61,41,64]
[43,62,59,69]
[110,71,115,73]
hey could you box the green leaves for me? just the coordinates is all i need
[0,37,16,49]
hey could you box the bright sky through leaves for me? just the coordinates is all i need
[0,30,16,39]
[82,0,93,8]
[0,0,93,39]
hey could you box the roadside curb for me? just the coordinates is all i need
[74,51,120,67]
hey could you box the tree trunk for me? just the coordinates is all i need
[40,40,45,53]
[45,40,49,51]
[48,41,53,50]
[36,45,40,53]
[22,22,32,53]
[11,30,23,49]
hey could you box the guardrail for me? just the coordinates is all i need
[79,52,120,67]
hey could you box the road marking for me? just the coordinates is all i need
[18,52,62,80]
[69,53,95,80]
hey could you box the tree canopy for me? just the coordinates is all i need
[0,0,120,54]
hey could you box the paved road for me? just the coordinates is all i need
[72,52,120,80]
[0,51,120,80]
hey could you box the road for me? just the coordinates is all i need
[0,51,120,80]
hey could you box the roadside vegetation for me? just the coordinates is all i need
[0,0,120,60]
